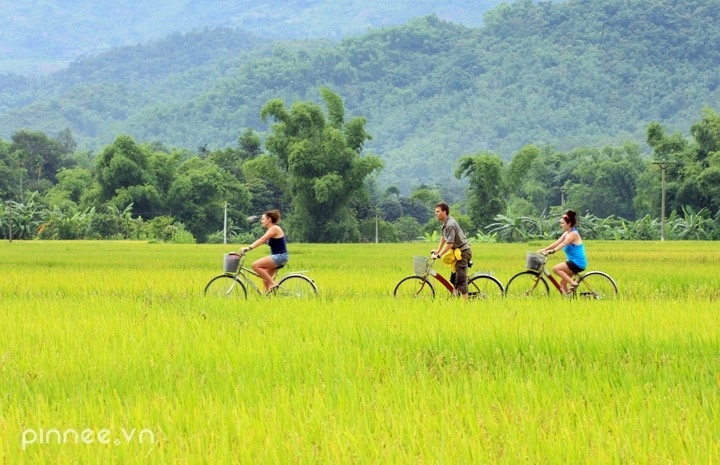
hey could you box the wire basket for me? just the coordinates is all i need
[525,252,545,272]
[223,253,241,273]
[413,255,429,275]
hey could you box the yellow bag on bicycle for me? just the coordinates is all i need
[442,249,463,272]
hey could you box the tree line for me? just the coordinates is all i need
[1,90,719,243]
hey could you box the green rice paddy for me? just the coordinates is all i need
[0,240,718,463]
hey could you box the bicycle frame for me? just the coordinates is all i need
[526,255,575,295]
[205,252,318,299]
[425,266,454,292]
[225,254,279,296]
[505,252,618,300]
[407,258,455,296]
[427,268,498,296]
[539,263,566,294]
[394,256,504,299]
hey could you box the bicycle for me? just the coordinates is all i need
[393,255,504,299]
[504,252,617,299]
[204,252,318,298]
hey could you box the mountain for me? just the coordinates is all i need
[1,0,719,193]
[0,0,505,75]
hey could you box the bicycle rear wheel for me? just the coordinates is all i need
[393,276,435,299]
[573,271,618,300]
[468,274,504,299]
[204,274,247,298]
[504,271,549,297]
[274,275,318,298]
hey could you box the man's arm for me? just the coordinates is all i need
[432,237,447,258]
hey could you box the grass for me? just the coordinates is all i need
[0,240,718,463]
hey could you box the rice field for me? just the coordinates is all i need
[0,240,718,464]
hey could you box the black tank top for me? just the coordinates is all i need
[267,236,287,254]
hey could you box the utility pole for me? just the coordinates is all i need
[5,201,12,242]
[375,212,380,244]
[652,161,675,241]
[223,202,228,245]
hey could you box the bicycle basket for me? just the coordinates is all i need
[413,256,429,275]
[223,253,240,273]
[525,252,544,272]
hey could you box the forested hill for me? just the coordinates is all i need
[1,0,499,75]
[1,0,719,192]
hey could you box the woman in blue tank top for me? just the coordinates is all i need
[538,210,587,295]
[241,209,288,293]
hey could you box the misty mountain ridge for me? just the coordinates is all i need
[0,0,499,75]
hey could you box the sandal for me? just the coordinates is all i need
[266,284,279,295]
[568,282,579,292]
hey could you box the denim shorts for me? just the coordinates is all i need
[271,253,289,267]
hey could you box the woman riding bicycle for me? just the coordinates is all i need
[241,209,288,293]
[538,210,587,295]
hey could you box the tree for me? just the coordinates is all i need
[96,136,152,199]
[151,150,181,200]
[166,157,250,242]
[455,152,506,231]
[506,144,541,197]
[10,130,70,196]
[43,167,95,210]
[1,192,47,239]
[55,127,78,155]
[408,185,441,213]
[242,154,289,215]
[670,206,714,240]
[38,206,96,240]
[0,139,21,199]
[646,117,720,217]
[206,129,266,204]
[95,136,161,217]
[567,144,644,219]
[507,148,578,215]
[689,107,720,166]
[393,215,423,242]
[646,121,691,214]
[238,128,263,159]
[261,87,383,242]
[698,165,720,213]
[486,213,544,242]
[105,203,142,240]
[689,108,720,216]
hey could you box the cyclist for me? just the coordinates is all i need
[431,202,472,299]
[539,210,587,294]
[241,209,288,293]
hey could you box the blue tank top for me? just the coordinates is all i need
[562,229,587,269]
[267,236,287,255]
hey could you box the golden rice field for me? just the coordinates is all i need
[0,240,718,464]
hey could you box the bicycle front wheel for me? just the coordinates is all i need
[274,275,318,298]
[204,274,248,298]
[505,271,549,297]
[573,271,618,300]
[468,275,504,299]
[393,276,435,299]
